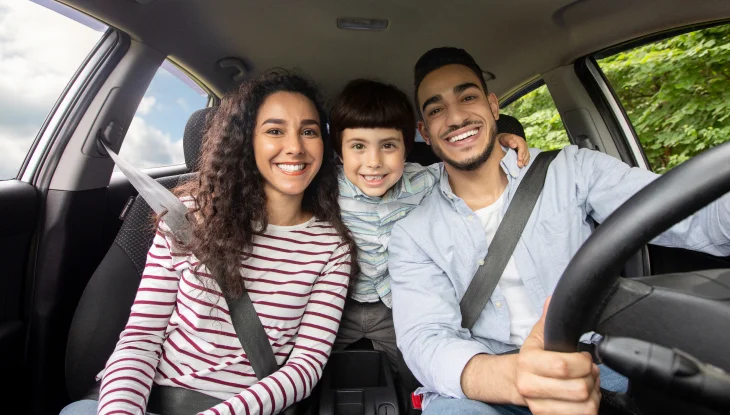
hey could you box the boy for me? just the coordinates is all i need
[330,79,529,370]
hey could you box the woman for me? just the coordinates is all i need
[61,73,356,415]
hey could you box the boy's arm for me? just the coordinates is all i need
[497,133,530,168]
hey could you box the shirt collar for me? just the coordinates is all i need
[439,146,520,204]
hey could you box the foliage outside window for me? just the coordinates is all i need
[501,84,570,151]
[598,24,730,173]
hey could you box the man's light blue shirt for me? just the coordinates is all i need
[388,146,730,405]
[338,163,438,307]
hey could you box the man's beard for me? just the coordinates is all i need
[430,118,498,171]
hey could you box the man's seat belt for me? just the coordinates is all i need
[460,150,559,329]
[99,136,290,414]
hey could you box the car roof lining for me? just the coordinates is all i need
[58,0,730,102]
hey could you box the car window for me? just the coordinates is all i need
[117,61,209,169]
[0,0,106,180]
[501,83,570,150]
[597,24,730,173]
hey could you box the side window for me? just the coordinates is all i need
[597,24,730,173]
[118,62,209,169]
[0,0,106,180]
[501,84,570,150]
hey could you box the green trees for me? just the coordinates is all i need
[502,84,570,151]
[503,24,730,173]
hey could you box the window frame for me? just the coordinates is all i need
[573,58,648,170]
[577,19,730,172]
[10,3,116,184]
[499,78,546,109]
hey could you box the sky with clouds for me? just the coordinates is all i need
[0,0,207,180]
[118,63,208,170]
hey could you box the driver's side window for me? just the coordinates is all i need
[596,23,730,174]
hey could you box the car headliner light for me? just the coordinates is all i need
[337,17,389,31]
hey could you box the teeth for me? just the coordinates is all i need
[364,175,384,181]
[277,164,306,172]
[448,128,478,143]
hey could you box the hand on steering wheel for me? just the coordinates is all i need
[517,298,601,415]
[544,141,730,414]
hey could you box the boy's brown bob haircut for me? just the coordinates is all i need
[330,79,416,158]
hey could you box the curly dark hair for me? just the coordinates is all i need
[169,72,357,298]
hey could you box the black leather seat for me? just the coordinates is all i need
[65,107,215,400]
[406,114,526,165]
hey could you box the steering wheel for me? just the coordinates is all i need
[544,141,730,414]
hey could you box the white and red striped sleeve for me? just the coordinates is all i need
[201,243,351,415]
[97,225,181,415]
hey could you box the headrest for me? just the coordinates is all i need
[496,114,525,140]
[183,107,218,171]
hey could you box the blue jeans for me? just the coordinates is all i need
[59,399,159,415]
[422,365,628,415]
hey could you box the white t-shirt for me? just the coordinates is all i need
[474,191,540,345]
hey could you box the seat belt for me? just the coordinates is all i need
[99,136,279,380]
[460,150,559,329]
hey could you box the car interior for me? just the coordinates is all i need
[1,0,729,414]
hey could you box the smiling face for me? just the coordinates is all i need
[340,127,406,197]
[417,64,500,171]
[253,91,324,201]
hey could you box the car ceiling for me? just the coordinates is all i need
[61,0,730,103]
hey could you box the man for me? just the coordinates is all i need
[388,47,730,415]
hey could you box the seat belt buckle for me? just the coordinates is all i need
[411,392,423,410]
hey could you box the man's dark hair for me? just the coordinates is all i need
[413,47,489,113]
[330,79,416,157]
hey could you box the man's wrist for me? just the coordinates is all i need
[461,353,526,405]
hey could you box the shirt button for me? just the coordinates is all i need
[478,260,484,266]
[467,215,473,221]
[495,301,503,308]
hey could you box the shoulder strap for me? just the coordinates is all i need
[459,150,560,329]
[225,293,280,378]
[99,133,279,380]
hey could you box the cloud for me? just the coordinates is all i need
[0,0,104,179]
[0,124,38,179]
[137,96,157,116]
[117,116,185,169]
[176,98,191,113]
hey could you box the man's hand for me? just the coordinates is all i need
[516,298,601,415]
[497,133,530,168]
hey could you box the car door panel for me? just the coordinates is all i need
[648,245,730,275]
[0,179,38,409]
[27,187,108,414]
